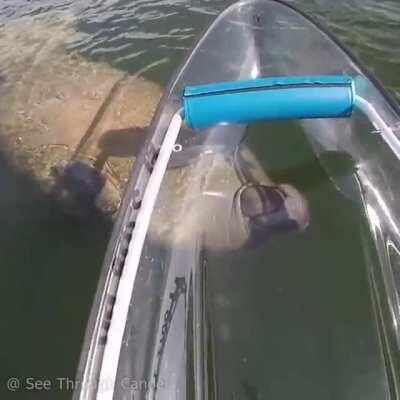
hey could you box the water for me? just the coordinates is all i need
[206,121,389,399]
[1,0,399,96]
[0,0,399,399]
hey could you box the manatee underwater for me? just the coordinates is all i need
[0,15,162,216]
[150,133,309,252]
[0,15,309,250]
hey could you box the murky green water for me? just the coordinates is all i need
[205,121,389,399]
[0,1,399,399]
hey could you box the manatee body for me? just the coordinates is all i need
[149,146,309,252]
[0,16,162,217]
[0,16,309,233]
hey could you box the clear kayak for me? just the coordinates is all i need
[74,1,400,399]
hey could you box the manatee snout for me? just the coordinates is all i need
[51,161,105,217]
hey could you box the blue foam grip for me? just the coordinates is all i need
[182,75,355,130]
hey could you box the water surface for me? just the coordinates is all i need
[0,1,398,399]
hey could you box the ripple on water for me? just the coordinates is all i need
[0,0,398,96]
[300,0,400,100]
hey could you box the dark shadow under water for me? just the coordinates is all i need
[0,135,112,400]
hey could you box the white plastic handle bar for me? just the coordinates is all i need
[355,95,400,160]
[96,111,183,400]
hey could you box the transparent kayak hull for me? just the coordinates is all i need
[74,1,400,399]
